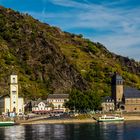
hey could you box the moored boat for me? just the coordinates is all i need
[0,121,15,126]
[98,115,124,122]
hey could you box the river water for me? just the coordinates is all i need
[0,121,140,140]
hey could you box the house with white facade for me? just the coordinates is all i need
[25,94,69,114]
[0,75,24,116]
[47,94,69,113]
[32,100,51,114]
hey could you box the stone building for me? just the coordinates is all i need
[111,73,140,112]
[124,87,140,112]
[111,73,124,108]
[101,96,115,112]
[0,75,24,115]
[102,73,140,112]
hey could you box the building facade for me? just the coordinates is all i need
[101,96,115,112]
[111,73,140,112]
[32,100,51,114]
[111,73,124,108]
[47,94,69,112]
[0,75,24,115]
[124,87,140,112]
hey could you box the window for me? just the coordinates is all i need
[58,105,61,109]
[13,78,16,83]
[12,91,16,94]
[13,107,16,112]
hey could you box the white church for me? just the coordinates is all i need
[0,75,24,115]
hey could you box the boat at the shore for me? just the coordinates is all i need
[97,115,124,122]
[0,121,15,126]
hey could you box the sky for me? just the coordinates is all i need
[0,0,140,61]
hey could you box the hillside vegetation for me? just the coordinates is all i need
[0,6,140,99]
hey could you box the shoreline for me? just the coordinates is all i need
[19,115,140,125]
[124,115,140,121]
[19,119,96,125]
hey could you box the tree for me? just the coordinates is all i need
[85,90,101,111]
[65,89,101,112]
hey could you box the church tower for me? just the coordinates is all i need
[10,75,18,113]
[111,73,124,108]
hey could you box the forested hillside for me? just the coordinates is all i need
[0,6,140,99]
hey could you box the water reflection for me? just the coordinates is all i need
[98,122,124,140]
[0,125,25,140]
[0,122,140,140]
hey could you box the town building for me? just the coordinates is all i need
[47,94,69,113]
[111,73,124,108]
[108,73,140,112]
[101,96,115,112]
[0,75,24,115]
[25,94,69,114]
[123,87,140,112]
[31,100,51,114]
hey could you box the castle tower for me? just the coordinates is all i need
[10,75,18,113]
[111,73,123,108]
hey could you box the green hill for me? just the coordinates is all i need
[0,6,140,99]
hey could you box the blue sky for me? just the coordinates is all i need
[0,0,140,61]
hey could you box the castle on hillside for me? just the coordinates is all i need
[102,73,140,112]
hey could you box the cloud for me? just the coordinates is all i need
[92,31,140,61]
[26,0,140,60]
[47,0,140,32]
[47,0,90,8]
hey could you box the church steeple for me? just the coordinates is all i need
[10,75,18,113]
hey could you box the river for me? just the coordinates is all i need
[0,121,140,140]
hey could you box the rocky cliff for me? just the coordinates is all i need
[0,6,140,99]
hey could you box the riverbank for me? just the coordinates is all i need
[124,115,140,121]
[17,114,140,125]
[19,119,96,125]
